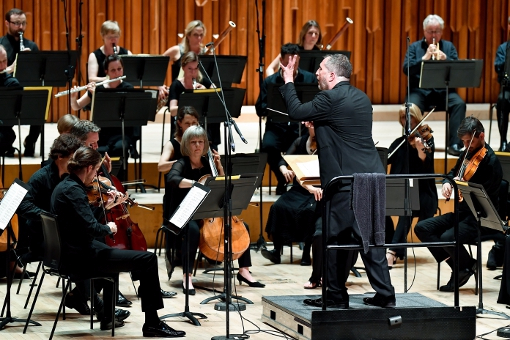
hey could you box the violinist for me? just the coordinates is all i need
[385,104,438,268]
[415,117,503,292]
[166,126,264,294]
[50,146,186,337]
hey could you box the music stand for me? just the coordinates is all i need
[15,51,79,153]
[121,55,170,88]
[179,88,245,125]
[298,50,351,74]
[0,178,40,330]
[267,83,319,123]
[221,153,268,250]
[195,176,258,309]
[0,87,51,181]
[91,88,157,186]
[419,60,483,173]
[457,181,510,319]
[199,56,247,88]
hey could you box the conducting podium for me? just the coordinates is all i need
[121,55,169,88]
[0,87,51,180]
[90,88,157,181]
[419,59,483,172]
[14,51,78,160]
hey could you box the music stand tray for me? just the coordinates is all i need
[15,51,78,86]
[121,55,170,87]
[199,55,247,88]
[456,180,509,319]
[179,88,246,124]
[298,50,351,74]
[267,84,319,123]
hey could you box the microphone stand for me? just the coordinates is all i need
[402,36,412,291]
[61,0,75,116]
[254,0,267,252]
[200,42,250,340]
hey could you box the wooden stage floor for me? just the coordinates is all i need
[0,244,508,339]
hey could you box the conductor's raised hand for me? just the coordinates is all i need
[281,54,298,84]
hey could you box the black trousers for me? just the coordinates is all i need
[69,241,164,316]
[497,87,510,144]
[498,235,510,305]
[414,212,478,270]
[181,220,252,274]
[407,89,466,148]
[309,217,323,284]
[325,191,394,301]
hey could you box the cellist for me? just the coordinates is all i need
[415,116,503,292]
[166,126,265,294]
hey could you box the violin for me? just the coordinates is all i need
[408,123,434,153]
[87,174,148,252]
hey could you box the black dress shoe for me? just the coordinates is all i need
[487,246,504,270]
[4,147,15,158]
[261,248,281,264]
[275,183,287,195]
[303,297,349,309]
[363,294,396,308]
[23,139,35,157]
[237,272,265,288]
[161,289,177,298]
[182,282,195,296]
[100,318,125,331]
[142,321,186,337]
[439,264,475,292]
[447,144,462,156]
[116,291,132,307]
[500,141,508,152]
[95,308,131,322]
[300,254,311,266]
[64,292,91,315]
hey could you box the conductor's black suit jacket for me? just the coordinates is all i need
[279,81,384,188]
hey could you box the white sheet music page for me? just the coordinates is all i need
[170,185,209,229]
[0,181,28,231]
[297,159,320,178]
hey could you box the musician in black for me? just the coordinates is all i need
[415,117,503,292]
[0,8,40,157]
[494,16,510,152]
[0,44,20,157]
[166,126,264,294]
[255,43,317,195]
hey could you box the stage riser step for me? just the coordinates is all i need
[262,293,476,340]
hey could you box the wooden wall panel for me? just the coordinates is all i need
[0,0,509,123]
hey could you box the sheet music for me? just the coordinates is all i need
[169,185,210,230]
[296,159,320,178]
[0,181,28,231]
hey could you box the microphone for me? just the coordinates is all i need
[205,41,214,48]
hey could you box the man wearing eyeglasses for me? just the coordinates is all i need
[403,14,466,157]
[0,8,41,157]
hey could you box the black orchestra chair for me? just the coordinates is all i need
[23,212,116,339]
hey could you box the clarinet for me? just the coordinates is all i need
[19,32,25,51]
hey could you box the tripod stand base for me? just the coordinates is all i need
[476,307,510,319]
[214,302,246,312]
[159,311,207,326]
[211,334,248,340]
[201,292,253,305]
[0,316,41,330]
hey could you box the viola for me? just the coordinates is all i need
[88,175,148,252]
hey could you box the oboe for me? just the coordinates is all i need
[54,76,126,97]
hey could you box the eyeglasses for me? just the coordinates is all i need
[425,30,442,35]
[9,21,27,27]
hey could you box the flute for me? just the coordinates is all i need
[54,76,126,97]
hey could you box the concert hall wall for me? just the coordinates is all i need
[1,0,509,122]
